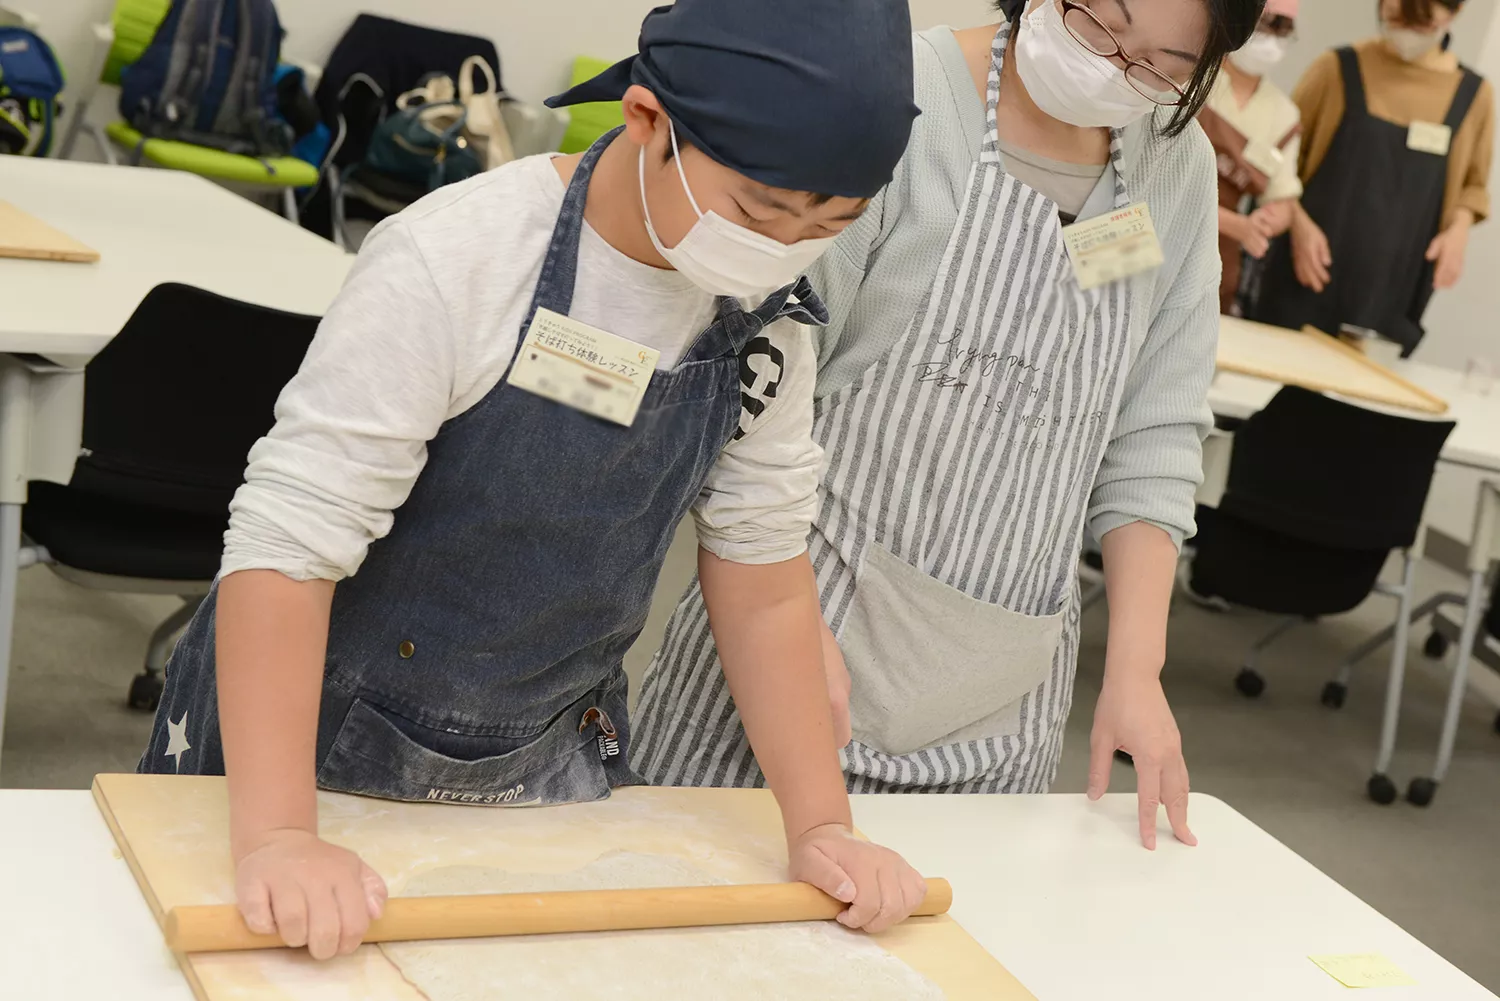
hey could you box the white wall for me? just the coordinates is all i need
[1418,3,1500,370]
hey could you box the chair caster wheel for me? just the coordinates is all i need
[1113,749,1134,766]
[1234,668,1265,698]
[1320,681,1348,710]
[1367,773,1397,805]
[1406,777,1438,807]
[127,672,164,712]
[1422,632,1449,659]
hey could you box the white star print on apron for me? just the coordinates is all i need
[633,22,1140,793]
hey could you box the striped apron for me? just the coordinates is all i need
[633,22,1138,794]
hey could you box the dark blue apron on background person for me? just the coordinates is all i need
[1253,47,1481,355]
[139,126,828,805]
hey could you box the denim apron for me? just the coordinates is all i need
[140,127,828,806]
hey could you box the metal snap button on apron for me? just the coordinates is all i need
[398,640,415,659]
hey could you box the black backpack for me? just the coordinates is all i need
[119,0,292,156]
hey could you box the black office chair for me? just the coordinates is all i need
[1186,386,1454,805]
[297,14,502,245]
[21,284,318,710]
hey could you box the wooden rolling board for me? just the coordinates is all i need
[93,774,1031,1001]
[1217,316,1448,415]
[0,199,99,262]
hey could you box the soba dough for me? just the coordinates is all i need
[380,852,944,1000]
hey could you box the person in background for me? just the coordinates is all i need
[1199,0,1304,315]
[634,0,1262,852]
[1253,0,1494,353]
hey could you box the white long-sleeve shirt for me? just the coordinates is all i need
[221,154,822,582]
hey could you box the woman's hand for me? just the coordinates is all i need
[1426,210,1473,289]
[1240,223,1271,260]
[1087,673,1196,851]
[1248,199,1294,240]
[1220,211,1269,259]
[788,823,927,933]
[820,620,852,748]
[1290,205,1332,292]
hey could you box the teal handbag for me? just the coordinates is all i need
[363,93,482,193]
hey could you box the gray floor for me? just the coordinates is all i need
[3,527,1498,991]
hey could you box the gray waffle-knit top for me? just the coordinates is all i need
[804,25,1222,548]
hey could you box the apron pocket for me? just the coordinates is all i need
[316,697,612,806]
[841,543,1066,756]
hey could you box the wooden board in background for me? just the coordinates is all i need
[0,199,99,262]
[1217,316,1448,415]
[93,774,1032,1001]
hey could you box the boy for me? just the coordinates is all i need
[140,0,923,960]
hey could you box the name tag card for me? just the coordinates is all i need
[1241,139,1285,178]
[507,308,659,427]
[1407,120,1452,156]
[1061,202,1164,291]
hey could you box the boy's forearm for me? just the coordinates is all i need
[217,570,335,860]
[698,548,851,839]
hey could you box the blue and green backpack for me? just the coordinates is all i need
[0,26,65,156]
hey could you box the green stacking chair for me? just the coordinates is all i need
[557,56,627,155]
[56,0,317,221]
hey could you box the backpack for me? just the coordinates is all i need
[0,27,65,157]
[119,0,292,157]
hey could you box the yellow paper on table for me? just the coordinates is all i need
[1309,953,1417,988]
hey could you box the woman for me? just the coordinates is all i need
[633,0,1258,849]
[1253,0,1493,353]
[1199,0,1304,314]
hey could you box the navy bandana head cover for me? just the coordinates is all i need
[546,0,920,200]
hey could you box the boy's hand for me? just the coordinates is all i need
[788,823,927,933]
[235,828,387,959]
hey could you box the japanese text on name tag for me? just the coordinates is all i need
[1061,202,1164,290]
[507,308,659,427]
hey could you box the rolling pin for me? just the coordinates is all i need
[165,878,953,952]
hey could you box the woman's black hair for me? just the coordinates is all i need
[1396,0,1464,26]
[992,0,1265,137]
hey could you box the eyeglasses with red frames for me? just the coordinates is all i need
[1058,0,1189,107]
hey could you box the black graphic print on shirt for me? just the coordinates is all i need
[734,336,785,440]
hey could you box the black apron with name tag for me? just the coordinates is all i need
[1253,47,1482,354]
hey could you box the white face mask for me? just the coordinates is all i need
[1229,32,1289,77]
[638,120,837,299]
[1013,0,1162,129]
[1384,24,1444,61]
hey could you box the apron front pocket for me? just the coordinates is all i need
[841,543,1066,757]
[316,696,613,807]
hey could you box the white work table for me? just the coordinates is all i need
[1208,362,1500,477]
[0,157,351,357]
[0,158,353,768]
[1,790,1493,1001]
